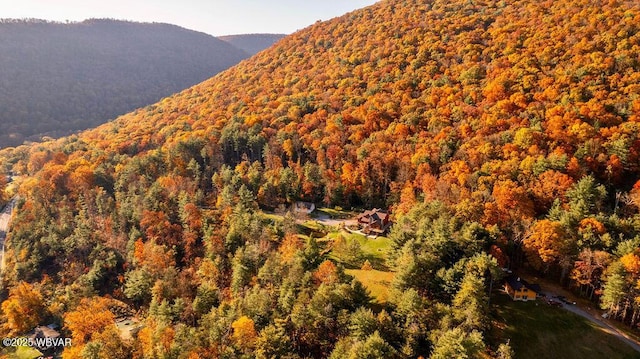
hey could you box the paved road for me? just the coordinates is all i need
[521,273,640,354]
[540,287,640,353]
[0,198,16,281]
[560,298,640,353]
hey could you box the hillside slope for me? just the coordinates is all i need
[73,0,640,207]
[218,33,286,55]
[2,0,640,357]
[0,19,248,147]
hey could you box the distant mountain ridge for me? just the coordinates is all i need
[3,0,640,357]
[0,18,249,148]
[218,33,286,55]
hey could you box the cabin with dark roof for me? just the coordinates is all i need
[357,208,391,235]
[504,276,538,301]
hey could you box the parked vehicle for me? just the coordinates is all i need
[556,295,576,305]
[547,299,563,307]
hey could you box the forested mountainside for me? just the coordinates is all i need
[1,0,640,357]
[0,19,248,148]
[218,34,285,55]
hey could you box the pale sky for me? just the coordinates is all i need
[0,0,379,36]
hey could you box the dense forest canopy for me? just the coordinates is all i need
[1,0,640,357]
[0,18,249,148]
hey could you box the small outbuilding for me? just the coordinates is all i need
[293,201,316,214]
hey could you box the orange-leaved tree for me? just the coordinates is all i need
[523,219,574,273]
[63,297,115,344]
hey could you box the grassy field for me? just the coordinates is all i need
[314,207,355,219]
[357,234,392,258]
[336,229,395,305]
[264,209,397,306]
[260,211,330,238]
[6,346,43,359]
[490,294,640,359]
[345,268,395,304]
[333,230,391,255]
[326,230,393,269]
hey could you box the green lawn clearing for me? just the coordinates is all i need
[345,268,395,304]
[313,207,355,219]
[490,294,640,359]
[327,230,393,269]
[11,346,43,359]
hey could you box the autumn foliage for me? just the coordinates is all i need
[1,0,640,356]
[63,297,116,344]
[1,282,45,335]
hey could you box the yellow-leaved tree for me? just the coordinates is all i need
[232,315,257,351]
[1,281,46,335]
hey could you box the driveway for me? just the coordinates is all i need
[557,297,640,353]
[311,211,358,227]
[535,279,640,353]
